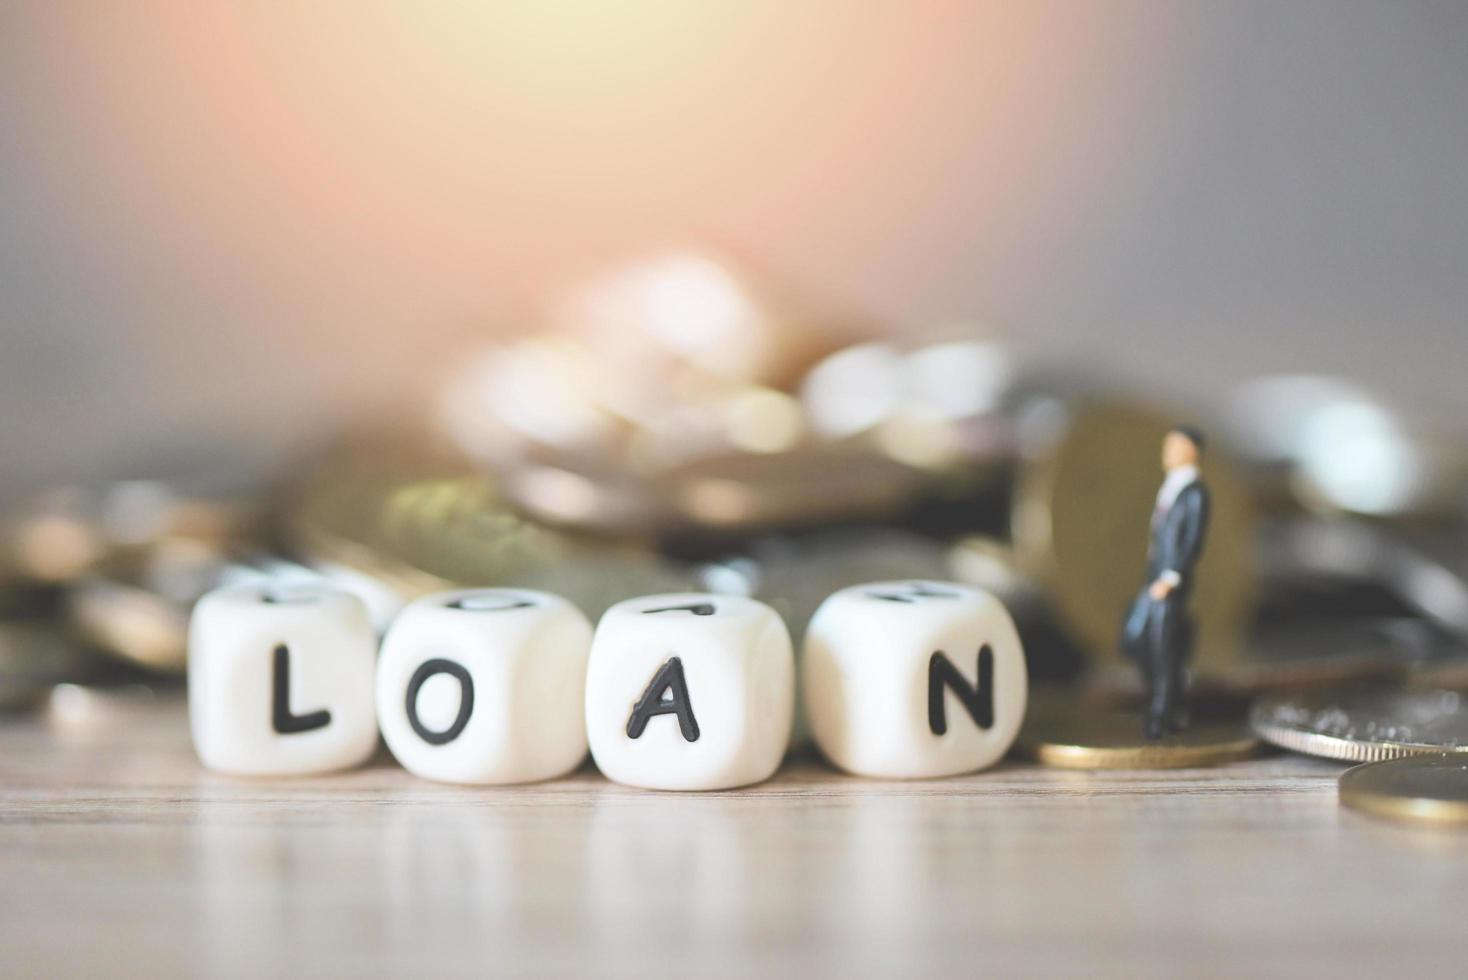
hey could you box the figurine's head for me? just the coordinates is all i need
[1162,427,1205,471]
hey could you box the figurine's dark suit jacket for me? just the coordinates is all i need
[1122,478,1210,734]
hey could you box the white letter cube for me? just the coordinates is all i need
[803,580,1027,778]
[188,584,378,775]
[585,593,794,791]
[377,589,593,785]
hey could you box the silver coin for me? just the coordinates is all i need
[1251,687,1468,762]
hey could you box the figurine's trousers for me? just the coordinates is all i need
[1135,596,1192,730]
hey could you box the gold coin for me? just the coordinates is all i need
[287,447,696,618]
[1011,399,1257,670]
[289,447,558,585]
[67,577,189,672]
[1019,694,1259,769]
[1339,754,1468,825]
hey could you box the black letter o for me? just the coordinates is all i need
[405,659,474,745]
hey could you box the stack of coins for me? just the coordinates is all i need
[7,249,1468,756]
[1250,683,1468,824]
[432,254,941,540]
[292,252,1468,705]
[0,479,261,708]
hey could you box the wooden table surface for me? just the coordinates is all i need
[1,690,1464,979]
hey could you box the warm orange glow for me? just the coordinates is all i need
[0,2,1178,482]
[35,3,1124,319]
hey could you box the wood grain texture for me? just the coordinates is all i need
[1,693,1464,979]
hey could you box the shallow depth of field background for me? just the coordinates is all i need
[1,1,1465,499]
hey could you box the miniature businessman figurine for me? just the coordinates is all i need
[1122,427,1211,740]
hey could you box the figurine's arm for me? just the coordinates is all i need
[1151,485,1210,599]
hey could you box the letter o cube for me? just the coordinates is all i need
[376,589,593,784]
[188,584,379,775]
[585,593,794,791]
[803,581,1027,779]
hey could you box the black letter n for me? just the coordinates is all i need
[928,646,994,736]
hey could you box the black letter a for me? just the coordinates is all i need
[626,657,700,742]
[272,644,331,734]
[928,646,994,735]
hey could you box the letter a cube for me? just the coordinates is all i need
[585,594,794,791]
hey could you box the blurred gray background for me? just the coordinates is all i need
[2,1,1465,501]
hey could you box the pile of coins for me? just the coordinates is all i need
[4,249,1468,819]
[0,480,257,709]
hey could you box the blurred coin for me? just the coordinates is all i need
[438,251,844,477]
[503,446,930,537]
[666,448,925,534]
[292,449,566,574]
[67,539,410,671]
[1226,375,1468,519]
[801,342,903,440]
[628,385,807,472]
[1339,754,1468,825]
[374,474,590,581]
[1251,687,1468,762]
[1260,518,1468,642]
[1010,399,1257,670]
[1019,693,1259,769]
[501,445,926,537]
[440,339,818,477]
[3,482,256,588]
[68,577,189,672]
[4,488,106,584]
[800,336,1016,474]
[555,249,835,391]
[503,460,669,535]
[438,337,630,470]
[65,533,238,672]
[288,449,696,619]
